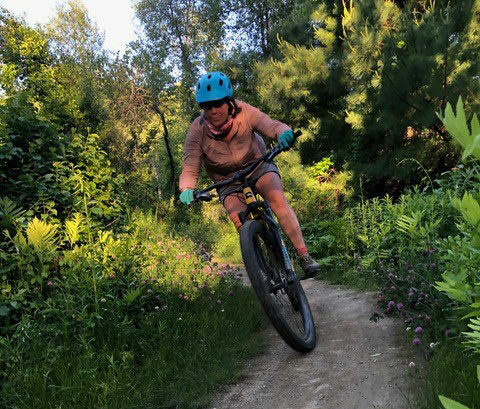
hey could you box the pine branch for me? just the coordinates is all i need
[384,73,422,113]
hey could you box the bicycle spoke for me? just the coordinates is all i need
[256,234,306,338]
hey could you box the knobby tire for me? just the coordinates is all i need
[240,220,316,353]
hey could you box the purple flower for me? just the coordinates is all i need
[396,303,404,311]
[408,289,415,297]
[415,326,423,335]
[412,338,421,346]
[216,299,222,305]
[228,290,235,297]
[387,300,395,309]
[390,285,396,291]
[47,280,53,287]
[388,272,395,279]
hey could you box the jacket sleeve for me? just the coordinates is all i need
[243,101,291,141]
[179,121,203,192]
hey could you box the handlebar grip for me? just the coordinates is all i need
[194,191,214,202]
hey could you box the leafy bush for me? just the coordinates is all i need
[0,211,264,408]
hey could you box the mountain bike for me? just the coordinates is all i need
[193,131,316,353]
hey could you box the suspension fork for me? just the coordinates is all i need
[263,201,297,284]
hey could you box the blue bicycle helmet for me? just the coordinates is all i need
[195,71,233,104]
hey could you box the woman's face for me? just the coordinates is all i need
[202,100,229,127]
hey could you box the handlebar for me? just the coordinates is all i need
[193,130,302,202]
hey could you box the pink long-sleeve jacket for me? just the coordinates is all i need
[179,100,290,191]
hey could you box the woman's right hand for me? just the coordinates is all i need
[179,189,195,205]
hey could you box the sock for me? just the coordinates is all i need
[296,246,308,257]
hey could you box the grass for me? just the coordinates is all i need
[417,341,480,409]
[1,284,266,409]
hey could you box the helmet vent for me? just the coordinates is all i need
[219,79,223,86]
[208,74,212,79]
[207,85,211,91]
[197,83,200,90]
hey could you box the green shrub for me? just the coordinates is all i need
[0,211,265,408]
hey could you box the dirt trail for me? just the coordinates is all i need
[209,278,419,409]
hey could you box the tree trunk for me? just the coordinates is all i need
[152,104,177,196]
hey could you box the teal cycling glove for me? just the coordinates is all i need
[179,189,195,205]
[277,130,294,150]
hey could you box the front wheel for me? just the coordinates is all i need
[240,220,316,353]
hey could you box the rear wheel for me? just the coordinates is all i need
[240,220,316,353]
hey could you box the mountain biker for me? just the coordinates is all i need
[178,71,320,278]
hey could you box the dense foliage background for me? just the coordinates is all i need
[1,0,480,408]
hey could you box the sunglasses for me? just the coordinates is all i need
[200,99,226,110]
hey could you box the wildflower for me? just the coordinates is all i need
[101,298,106,303]
[147,288,153,293]
[412,338,421,346]
[47,281,53,287]
[396,303,404,311]
[388,273,395,279]
[183,295,188,301]
[390,285,396,291]
[141,280,146,285]
[377,294,385,303]
[429,342,438,349]
[406,327,411,331]
[161,305,168,311]
[408,362,416,368]
[155,306,159,310]
[415,326,423,335]
[216,299,222,305]
[109,273,116,279]
[228,290,235,297]
[203,265,212,273]
[387,300,395,309]
[408,289,415,297]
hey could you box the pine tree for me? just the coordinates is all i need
[342,0,480,195]
[255,1,349,163]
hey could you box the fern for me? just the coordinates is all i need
[0,197,27,232]
[26,218,58,251]
[65,213,83,246]
[438,97,480,161]
[395,211,423,238]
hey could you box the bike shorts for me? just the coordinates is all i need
[216,161,280,206]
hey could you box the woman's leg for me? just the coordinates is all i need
[254,172,306,252]
[223,193,247,231]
